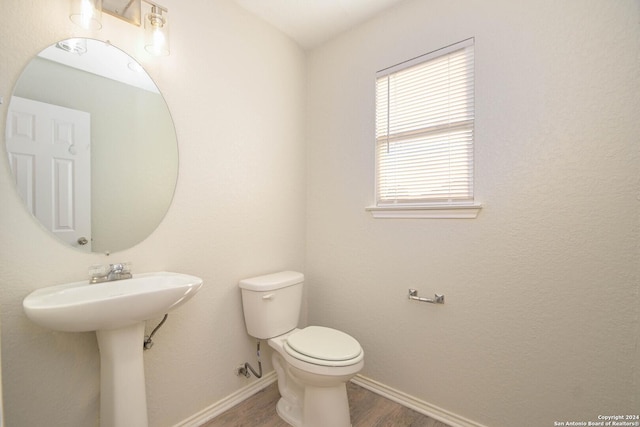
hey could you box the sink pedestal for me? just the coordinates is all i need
[96,323,148,427]
[22,272,204,427]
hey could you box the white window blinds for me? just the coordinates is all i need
[375,38,474,206]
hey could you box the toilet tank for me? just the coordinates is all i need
[239,271,304,339]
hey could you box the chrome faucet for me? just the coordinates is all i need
[89,263,132,284]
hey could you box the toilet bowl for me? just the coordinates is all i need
[269,328,364,427]
[239,271,364,427]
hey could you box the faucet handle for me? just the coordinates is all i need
[89,264,110,278]
[110,262,131,273]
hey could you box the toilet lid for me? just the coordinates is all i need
[286,326,362,362]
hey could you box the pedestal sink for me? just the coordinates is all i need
[23,271,203,427]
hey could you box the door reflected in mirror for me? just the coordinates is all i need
[5,38,178,254]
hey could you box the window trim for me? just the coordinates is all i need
[368,38,481,219]
[366,203,482,219]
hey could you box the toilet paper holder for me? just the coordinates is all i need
[408,289,445,304]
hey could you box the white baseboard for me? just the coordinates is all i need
[350,374,487,427]
[173,371,485,427]
[173,371,277,427]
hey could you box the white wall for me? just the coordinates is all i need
[0,312,3,427]
[305,1,640,426]
[0,0,306,426]
[2,1,639,427]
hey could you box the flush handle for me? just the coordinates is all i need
[262,294,274,300]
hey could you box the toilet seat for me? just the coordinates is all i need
[284,326,363,367]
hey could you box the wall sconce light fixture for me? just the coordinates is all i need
[70,0,170,56]
[69,0,103,30]
[144,4,169,56]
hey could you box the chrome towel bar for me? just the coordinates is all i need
[408,288,445,304]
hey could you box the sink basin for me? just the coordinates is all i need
[23,271,203,427]
[23,271,203,332]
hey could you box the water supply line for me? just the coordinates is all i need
[237,340,263,378]
[143,314,168,350]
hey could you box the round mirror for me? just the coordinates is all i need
[5,38,178,254]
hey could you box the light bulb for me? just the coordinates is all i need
[69,0,103,30]
[144,6,170,56]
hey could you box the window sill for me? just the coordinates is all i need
[366,203,482,219]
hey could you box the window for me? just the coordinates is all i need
[368,38,480,219]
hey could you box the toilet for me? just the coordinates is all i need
[239,271,364,427]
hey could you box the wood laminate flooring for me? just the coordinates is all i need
[201,381,451,427]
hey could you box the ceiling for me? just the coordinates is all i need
[233,0,407,49]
